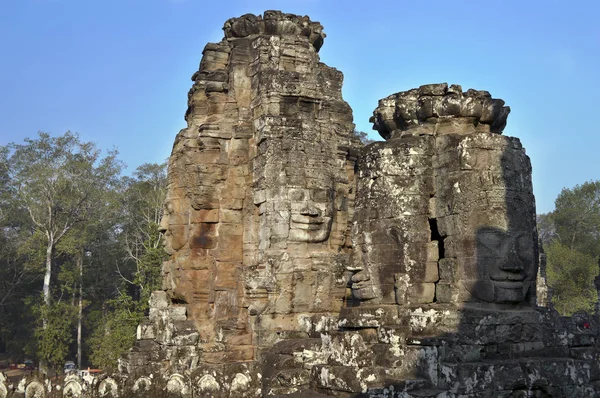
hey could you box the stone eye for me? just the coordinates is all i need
[478,231,503,252]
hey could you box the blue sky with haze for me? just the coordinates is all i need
[1,0,599,213]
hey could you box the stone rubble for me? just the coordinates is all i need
[5,10,600,398]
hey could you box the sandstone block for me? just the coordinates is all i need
[169,306,188,321]
[435,283,460,303]
[405,283,436,304]
[150,291,169,309]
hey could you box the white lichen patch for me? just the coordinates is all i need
[98,377,118,397]
[297,314,313,334]
[319,367,330,387]
[409,308,450,331]
[457,138,473,169]
[230,373,250,392]
[63,377,83,398]
[356,368,377,393]
[198,374,220,392]
[166,374,188,394]
[389,333,404,358]
[132,377,151,393]
[314,315,335,333]
[440,363,457,384]
[24,381,45,398]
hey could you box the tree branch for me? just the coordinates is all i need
[115,261,135,286]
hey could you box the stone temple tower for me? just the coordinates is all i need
[126,11,360,393]
[348,83,538,310]
[107,13,600,398]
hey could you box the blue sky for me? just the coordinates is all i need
[1,0,599,213]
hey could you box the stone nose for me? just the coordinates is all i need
[499,245,524,272]
[158,215,169,233]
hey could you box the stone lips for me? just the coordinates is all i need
[371,82,511,139]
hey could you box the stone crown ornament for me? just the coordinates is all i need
[223,11,326,51]
[371,83,511,138]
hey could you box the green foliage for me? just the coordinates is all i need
[85,163,167,367]
[553,180,600,257]
[0,132,127,367]
[33,301,77,371]
[0,146,10,224]
[57,259,79,298]
[537,212,557,248]
[16,230,47,273]
[6,132,122,244]
[352,129,375,145]
[4,131,123,313]
[88,294,144,369]
[541,181,600,314]
[0,162,41,356]
[1,134,167,369]
[546,241,597,315]
[116,162,167,309]
[134,222,168,303]
[87,217,167,369]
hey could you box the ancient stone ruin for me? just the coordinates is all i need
[3,10,599,398]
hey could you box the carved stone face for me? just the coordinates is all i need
[349,229,386,303]
[288,188,334,243]
[349,268,380,302]
[469,226,536,303]
[158,194,190,255]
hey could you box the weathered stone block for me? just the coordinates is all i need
[405,283,436,304]
[150,291,169,309]
[435,283,460,303]
[214,262,240,290]
[192,209,220,223]
[169,306,187,321]
[422,261,440,283]
[438,258,459,282]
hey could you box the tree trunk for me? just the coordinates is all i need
[43,241,53,307]
[77,251,83,370]
[39,240,53,375]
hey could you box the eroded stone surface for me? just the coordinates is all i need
[350,85,538,309]
[124,9,359,392]
[9,11,600,398]
[120,12,597,398]
[371,83,511,139]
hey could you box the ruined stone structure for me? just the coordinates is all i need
[349,85,535,308]
[317,86,599,397]
[4,10,600,398]
[145,8,358,376]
